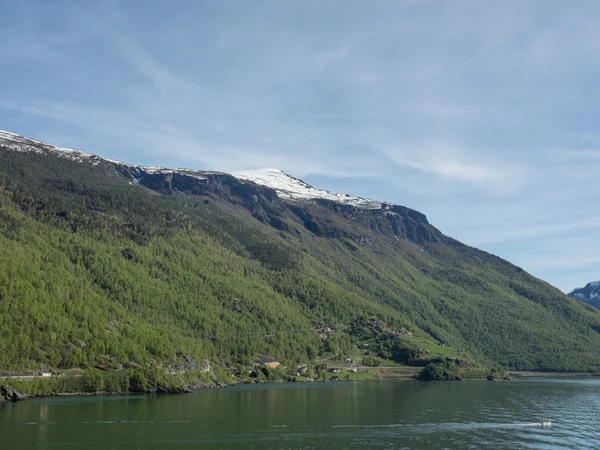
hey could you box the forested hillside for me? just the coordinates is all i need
[2,132,600,381]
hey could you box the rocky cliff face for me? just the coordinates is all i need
[568,281,600,309]
[126,167,444,245]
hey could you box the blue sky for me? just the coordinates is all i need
[1,0,600,292]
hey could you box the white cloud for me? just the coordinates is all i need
[382,142,525,192]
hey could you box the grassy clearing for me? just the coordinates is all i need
[410,336,461,360]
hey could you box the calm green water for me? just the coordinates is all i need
[2,378,600,449]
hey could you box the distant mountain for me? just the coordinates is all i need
[568,281,600,309]
[2,129,600,378]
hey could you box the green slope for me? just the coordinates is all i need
[1,143,599,378]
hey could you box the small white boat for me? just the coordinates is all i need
[540,420,552,427]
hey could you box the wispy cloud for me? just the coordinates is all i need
[381,142,525,192]
[522,254,600,272]
[467,217,600,245]
[571,149,600,160]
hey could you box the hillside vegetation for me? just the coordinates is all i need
[1,142,600,385]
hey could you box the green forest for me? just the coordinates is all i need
[1,145,600,393]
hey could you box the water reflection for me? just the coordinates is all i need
[37,402,48,450]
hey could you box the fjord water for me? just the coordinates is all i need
[2,378,599,449]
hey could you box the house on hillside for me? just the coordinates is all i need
[296,364,308,376]
[256,355,281,369]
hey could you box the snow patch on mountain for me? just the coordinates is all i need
[140,166,211,180]
[568,280,600,308]
[0,130,114,166]
[0,130,46,153]
[234,168,383,210]
[0,130,212,179]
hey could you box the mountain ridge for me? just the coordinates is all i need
[0,130,395,212]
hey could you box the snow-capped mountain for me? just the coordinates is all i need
[0,130,386,210]
[568,281,600,309]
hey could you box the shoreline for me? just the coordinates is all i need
[0,381,231,405]
[510,371,598,377]
[0,377,418,405]
[3,369,598,405]
[0,368,419,404]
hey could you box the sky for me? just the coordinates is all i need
[1,0,600,292]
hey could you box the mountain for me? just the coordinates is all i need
[2,129,600,380]
[569,281,600,309]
